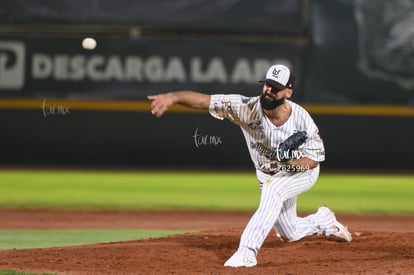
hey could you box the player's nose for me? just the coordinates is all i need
[263,84,273,93]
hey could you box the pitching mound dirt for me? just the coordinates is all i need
[0,209,413,274]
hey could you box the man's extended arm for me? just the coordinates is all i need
[147,91,211,117]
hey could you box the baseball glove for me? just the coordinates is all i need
[272,131,308,162]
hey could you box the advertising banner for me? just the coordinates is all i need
[305,0,414,105]
[0,37,305,100]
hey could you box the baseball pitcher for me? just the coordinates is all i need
[148,64,352,267]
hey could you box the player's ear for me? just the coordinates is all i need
[286,89,293,98]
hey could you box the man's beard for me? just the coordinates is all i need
[260,93,285,110]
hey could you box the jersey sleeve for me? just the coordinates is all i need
[209,94,246,123]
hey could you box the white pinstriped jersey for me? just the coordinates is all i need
[209,94,325,175]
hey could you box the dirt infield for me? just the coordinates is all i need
[0,209,413,274]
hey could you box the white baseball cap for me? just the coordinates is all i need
[259,64,295,90]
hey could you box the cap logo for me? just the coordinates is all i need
[271,68,281,78]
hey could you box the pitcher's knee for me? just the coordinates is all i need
[280,231,302,242]
[274,224,306,242]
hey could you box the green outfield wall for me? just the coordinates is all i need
[1,108,412,171]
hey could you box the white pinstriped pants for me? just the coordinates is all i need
[240,166,328,255]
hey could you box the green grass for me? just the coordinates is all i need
[300,174,414,214]
[0,170,260,211]
[0,229,188,250]
[0,170,413,213]
[0,270,56,275]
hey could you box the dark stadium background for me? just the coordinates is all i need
[0,0,413,171]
